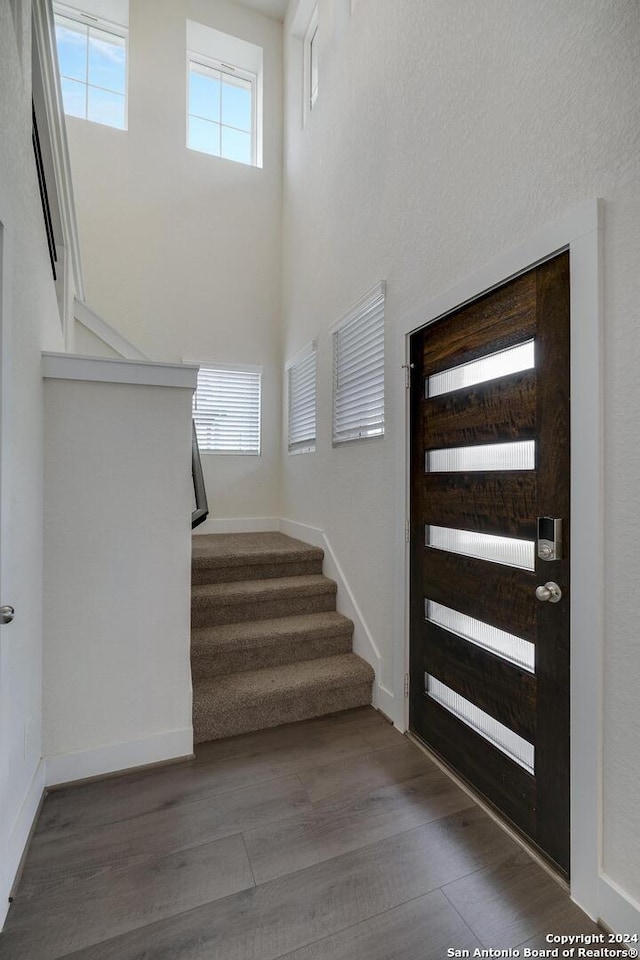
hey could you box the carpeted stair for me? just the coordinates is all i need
[191,532,375,742]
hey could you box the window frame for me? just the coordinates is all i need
[187,52,258,167]
[331,281,386,447]
[303,4,318,122]
[286,341,317,455]
[191,362,262,456]
[53,2,129,130]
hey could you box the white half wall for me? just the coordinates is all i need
[42,359,195,770]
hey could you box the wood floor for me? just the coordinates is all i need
[1,708,600,960]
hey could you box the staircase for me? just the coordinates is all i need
[191,532,375,742]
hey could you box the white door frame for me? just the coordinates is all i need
[392,198,602,920]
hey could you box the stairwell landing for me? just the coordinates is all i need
[191,532,375,742]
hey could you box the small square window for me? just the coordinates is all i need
[54,5,127,130]
[188,57,257,167]
[193,365,261,455]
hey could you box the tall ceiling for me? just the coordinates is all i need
[233,0,289,21]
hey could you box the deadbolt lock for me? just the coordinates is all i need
[538,517,562,561]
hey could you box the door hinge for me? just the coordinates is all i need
[404,673,410,697]
[402,362,415,388]
[405,519,410,543]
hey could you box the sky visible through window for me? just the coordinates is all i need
[55,14,126,129]
[188,61,254,166]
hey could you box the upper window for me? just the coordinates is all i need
[188,58,256,167]
[54,4,127,130]
[303,5,319,119]
[286,342,317,454]
[186,20,263,168]
[192,365,261,455]
[332,282,386,445]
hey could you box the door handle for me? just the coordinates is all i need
[535,582,562,604]
[1,605,15,624]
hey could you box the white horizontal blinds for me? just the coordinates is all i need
[193,366,261,454]
[332,283,385,445]
[288,345,317,453]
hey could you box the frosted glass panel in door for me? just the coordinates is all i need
[426,675,535,773]
[425,599,535,672]
[425,525,535,571]
[426,440,535,473]
[426,340,535,398]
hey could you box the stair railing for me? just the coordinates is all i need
[191,421,209,529]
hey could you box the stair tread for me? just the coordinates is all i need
[193,654,374,704]
[192,532,323,568]
[191,612,353,649]
[190,534,372,742]
[192,574,337,603]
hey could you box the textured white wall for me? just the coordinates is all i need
[65,0,283,519]
[0,0,67,925]
[42,379,194,760]
[74,320,122,358]
[282,0,640,906]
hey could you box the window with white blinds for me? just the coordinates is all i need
[332,281,385,445]
[192,365,261,454]
[286,342,317,454]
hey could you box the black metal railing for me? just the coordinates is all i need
[191,421,209,529]
[32,102,57,282]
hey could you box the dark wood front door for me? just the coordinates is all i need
[409,252,570,875]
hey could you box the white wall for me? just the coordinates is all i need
[282,0,640,917]
[65,0,284,519]
[73,319,122,357]
[0,0,66,927]
[42,370,195,779]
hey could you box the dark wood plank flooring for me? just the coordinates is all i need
[0,708,599,960]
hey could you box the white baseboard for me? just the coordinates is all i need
[598,873,640,934]
[280,517,395,718]
[193,517,280,535]
[0,759,46,930]
[373,683,398,724]
[279,518,325,549]
[44,727,193,787]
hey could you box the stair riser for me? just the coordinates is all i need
[192,558,323,586]
[191,632,353,679]
[192,591,336,627]
[193,681,373,743]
